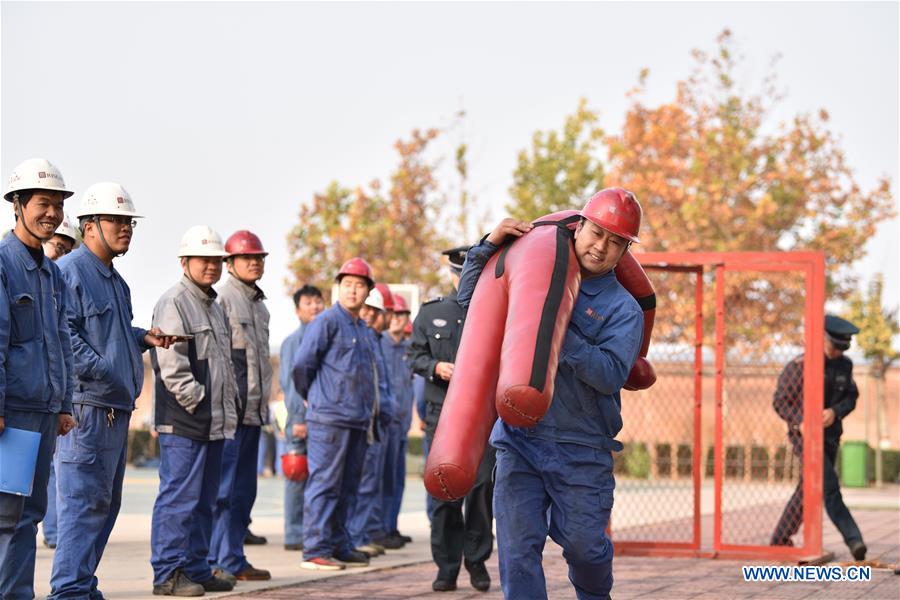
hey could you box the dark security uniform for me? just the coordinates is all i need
[408,289,496,585]
[771,315,866,558]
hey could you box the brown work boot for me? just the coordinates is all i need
[152,569,204,596]
[235,564,272,581]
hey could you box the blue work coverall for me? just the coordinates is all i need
[209,276,272,576]
[347,327,393,548]
[292,303,376,561]
[380,334,414,537]
[149,277,238,587]
[280,323,307,548]
[50,245,150,599]
[0,233,74,599]
[459,239,643,600]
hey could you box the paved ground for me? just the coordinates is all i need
[32,469,899,599]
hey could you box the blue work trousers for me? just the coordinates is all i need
[302,423,367,560]
[0,410,57,600]
[43,456,58,546]
[49,405,130,599]
[381,422,404,535]
[208,424,261,574]
[383,431,407,535]
[283,428,306,547]
[494,432,615,600]
[348,435,386,548]
[151,435,224,586]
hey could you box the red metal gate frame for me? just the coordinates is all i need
[613,252,825,562]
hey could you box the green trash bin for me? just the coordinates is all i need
[840,441,868,488]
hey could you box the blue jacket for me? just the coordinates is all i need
[280,324,307,428]
[381,334,414,431]
[58,245,149,411]
[366,328,394,429]
[0,233,74,416]
[292,303,378,431]
[459,239,643,452]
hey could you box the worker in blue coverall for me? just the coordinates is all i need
[280,284,325,551]
[347,287,395,556]
[0,158,77,599]
[149,226,239,596]
[50,183,177,599]
[40,213,79,551]
[381,293,415,546]
[208,230,274,583]
[457,188,645,600]
[292,257,379,571]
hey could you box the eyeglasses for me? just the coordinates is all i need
[43,241,72,257]
[98,216,137,228]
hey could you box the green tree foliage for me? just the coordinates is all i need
[845,275,899,378]
[507,98,606,220]
[286,129,450,300]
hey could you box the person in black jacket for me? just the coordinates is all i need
[771,315,867,561]
[408,246,494,593]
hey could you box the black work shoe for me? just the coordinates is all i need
[373,535,404,550]
[152,569,204,596]
[849,541,867,561]
[201,575,234,592]
[467,562,491,592]
[244,530,267,545]
[396,532,412,543]
[284,543,303,551]
[335,550,369,568]
[432,579,457,592]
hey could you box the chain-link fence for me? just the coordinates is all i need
[612,253,824,560]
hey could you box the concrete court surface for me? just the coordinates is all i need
[32,469,899,599]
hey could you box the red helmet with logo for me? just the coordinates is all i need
[225,230,268,257]
[374,283,395,311]
[281,452,308,482]
[392,293,410,314]
[336,257,375,288]
[580,188,642,244]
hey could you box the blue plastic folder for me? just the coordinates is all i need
[0,427,41,496]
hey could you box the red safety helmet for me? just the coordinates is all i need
[392,293,410,314]
[580,188,642,244]
[336,257,375,288]
[281,452,309,482]
[375,283,395,311]
[225,230,268,257]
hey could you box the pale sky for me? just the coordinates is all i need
[2,1,897,346]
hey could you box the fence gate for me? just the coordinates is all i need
[610,252,827,562]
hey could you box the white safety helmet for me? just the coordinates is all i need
[76,182,142,218]
[178,225,228,258]
[364,288,385,312]
[55,213,81,245]
[5,158,74,202]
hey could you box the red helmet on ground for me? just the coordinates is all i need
[374,283,395,311]
[225,230,268,257]
[336,257,375,288]
[580,188,642,244]
[392,293,410,314]
[281,452,308,482]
